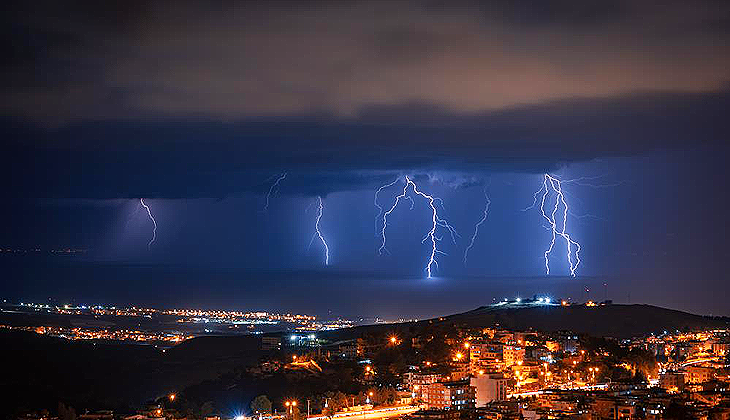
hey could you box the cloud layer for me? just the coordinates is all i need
[3,1,729,121]
[2,1,728,198]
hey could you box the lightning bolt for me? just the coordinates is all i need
[525,174,581,276]
[463,185,491,266]
[374,177,402,234]
[379,176,458,278]
[139,198,157,250]
[308,196,330,265]
[261,172,287,212]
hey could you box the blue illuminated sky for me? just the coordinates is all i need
[1,1,728,318]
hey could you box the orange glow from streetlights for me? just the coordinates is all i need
[455,352,463,360]
[389,336,397,344]
[169,393,176,402]
[464,342,470,349]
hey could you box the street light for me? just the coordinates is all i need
[169,393,176,402]
[285,400,297,415]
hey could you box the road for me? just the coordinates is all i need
[307,405,421,420]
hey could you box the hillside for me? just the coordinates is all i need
[318,303,730,341]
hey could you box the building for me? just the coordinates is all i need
[686,365,714,384]
[659,371,685,392]
[450,360,470,381]
[592,397,637,419]
[712,341,729,356]
[502,345,525,367]
[470,343,503,374]
[470,373,507,406]
[261,336,281,351]
[559,334,578,354]
[336,340,358,359]
[422,380,476,410]
[285,333,320,348]
[406,372,444,399]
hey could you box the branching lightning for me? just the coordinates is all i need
[374,177,402,234]
[261,172,287,212]
[463,185,491,266]
[379,176,458,278]
[139,198,157,250]
[308,196,330,265]
[524,174,581,276]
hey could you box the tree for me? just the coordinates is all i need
[251,395,273,415]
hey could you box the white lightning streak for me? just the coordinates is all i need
[536,174,581,276]
[374,177,402,234]
[139,198,157,250]
[463,186,491,265]
[379,176,458,278]
[309,196,330,265]
[262,172,287,212]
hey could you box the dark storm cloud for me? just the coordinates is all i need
[2,0,729,120]
[3,87,728,198]
[1,0,728,198]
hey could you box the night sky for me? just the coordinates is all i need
[1,1,728,319]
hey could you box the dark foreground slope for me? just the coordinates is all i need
[1,329,263,415]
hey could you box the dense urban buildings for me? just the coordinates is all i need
[9,300,730,419]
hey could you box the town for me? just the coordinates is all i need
[17,301,730,420]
